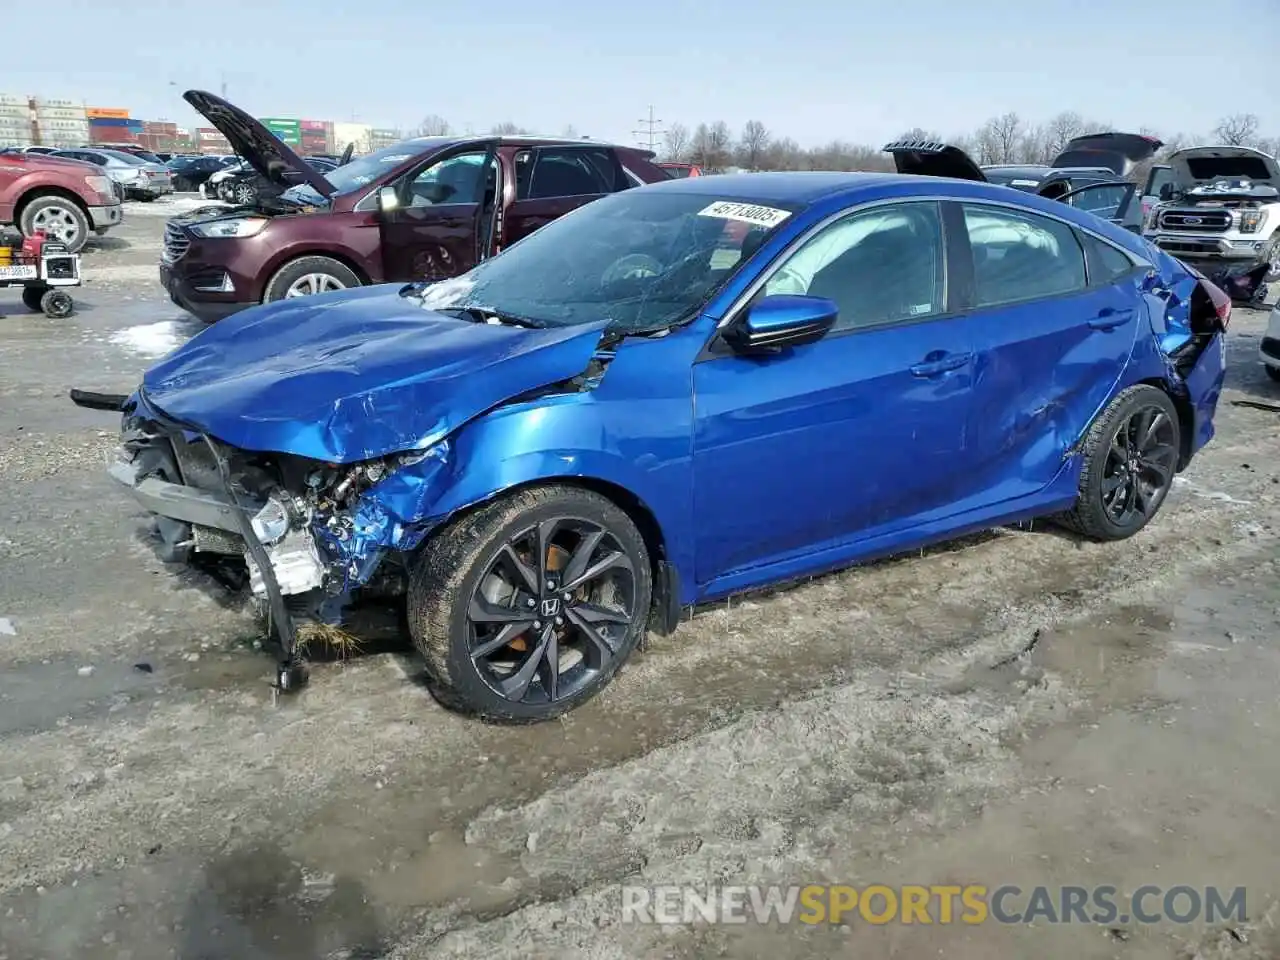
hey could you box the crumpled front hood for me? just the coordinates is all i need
[141,285,607,463]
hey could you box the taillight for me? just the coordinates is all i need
[1202,277,1232,330]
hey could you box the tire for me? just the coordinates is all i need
[40,289,74,318]
[262,256,361,302]
[1266,237,1280,282]
[19,195,89,253]
[1265,364,1280,383]
[408,485,653,722]
[21,285,47,312]
[233,182,257,206]
[1057,384,1181,541]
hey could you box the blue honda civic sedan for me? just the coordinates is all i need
[93,168,1229,721]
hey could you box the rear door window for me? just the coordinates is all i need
[961,204,1088,307]
[1077,231,1137,285]
[515,147,620,200]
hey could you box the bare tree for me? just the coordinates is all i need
[661,122,690,162]
[706,121,733,170]
[490,121,527,135]
[561,124,579,139]
[1213,114,1260,146]
[1040,111,1087,160]
[737,120,771,170]
[988,112,1024,164]
[691,121,734,171]
[763,136,803,171]
[895,127,942,143]
[415,114,451,136]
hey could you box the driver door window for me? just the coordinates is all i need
[404,152,490,207]
[760,201,946,332]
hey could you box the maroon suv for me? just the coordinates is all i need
[161,91,670,321]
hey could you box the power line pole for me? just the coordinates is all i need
[632,105,663,152]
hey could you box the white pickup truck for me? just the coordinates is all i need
[1143,145,1280,305]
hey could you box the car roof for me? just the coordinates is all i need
[396,134,644,153]
[636,170,906,204]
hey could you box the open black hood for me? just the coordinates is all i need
[882,139,988,182]
[183,90,336,198]
[1050,132,1163,176]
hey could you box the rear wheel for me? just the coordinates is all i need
[262,256,361,302]
[40,289,74,318]
[1057,384,1181,541]
[408,485,652,722]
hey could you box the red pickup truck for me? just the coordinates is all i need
[0,150,124,252]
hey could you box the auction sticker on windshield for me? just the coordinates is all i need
[698,201,792,228]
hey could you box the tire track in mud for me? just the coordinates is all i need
[1,412,1277,958]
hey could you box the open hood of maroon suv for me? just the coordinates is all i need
[1050,132,1164,177]
[182,90,335,198]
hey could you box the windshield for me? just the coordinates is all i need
[416,190,798,334]
[107,151,146,165]
[324,137,455,194]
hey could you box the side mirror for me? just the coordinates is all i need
[723,295,837,354]
[377,185,400,212]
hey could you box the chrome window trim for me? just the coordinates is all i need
[715,192,1151,329]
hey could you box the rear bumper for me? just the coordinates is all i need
[86,202,122,231]
[1184,331,1228,460]
[133,180,174,196]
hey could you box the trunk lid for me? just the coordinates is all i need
[1050,132,1163,176]
[182,90,336,198]
[882,138,988,182]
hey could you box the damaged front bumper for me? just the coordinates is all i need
[108,442,326,600]
[102,390,458,689]
[108,427,324,689]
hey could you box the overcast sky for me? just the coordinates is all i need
[6,0,1277,147]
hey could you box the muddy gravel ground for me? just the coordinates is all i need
[2,200,1280,960]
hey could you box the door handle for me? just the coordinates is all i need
[1088,307,1134,331]
[910,352,974,377]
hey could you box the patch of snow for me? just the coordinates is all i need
[0,618,14,636]
[108,320,190,358]
[123,196,230,218]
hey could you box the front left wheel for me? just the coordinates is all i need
[409,486,652,722]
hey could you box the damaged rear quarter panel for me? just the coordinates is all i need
[358,329,700,601]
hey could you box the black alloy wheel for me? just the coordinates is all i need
[1057,384,1182,540]
[409,486,652,721]
[1100,405,1179,526]
[466,517,638,705]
